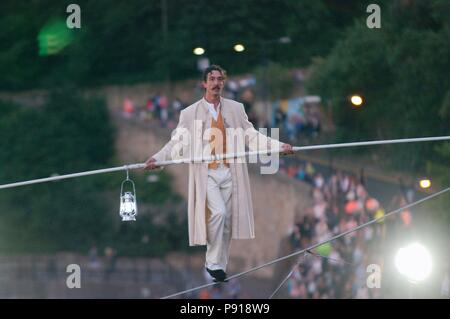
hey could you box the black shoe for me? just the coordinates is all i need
[206,267,228,282]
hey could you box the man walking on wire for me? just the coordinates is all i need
[145,65,293,282]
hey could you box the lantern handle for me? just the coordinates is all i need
[120,166,136,196]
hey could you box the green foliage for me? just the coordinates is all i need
[0,93,115,252]
[0,0,370,90]
[307,0,450,172]
[0,92,115,181]
[308,21,393,141]
[254,63,294,100]
[0,94,187,256]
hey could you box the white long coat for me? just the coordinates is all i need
[152,97,283,246]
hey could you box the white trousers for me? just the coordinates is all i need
[205,164,233,271]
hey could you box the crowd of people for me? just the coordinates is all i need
[281,159,414,298]
[122,94,185,129]
[274,97,322,143]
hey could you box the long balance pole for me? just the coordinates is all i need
[0,135,448,190]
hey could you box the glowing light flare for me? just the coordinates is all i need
[395,243,432,283]
[233,44,245,52]
[193,47,205,55]
[419,179,431,189]
[350,95,364,107]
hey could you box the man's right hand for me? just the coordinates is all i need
[144,157,159,170]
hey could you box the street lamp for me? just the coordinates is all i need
[193,47,209,72]
[233,43,245,52]
[419,179,431,189]
[350,95,364,107]
[193,47,205,55]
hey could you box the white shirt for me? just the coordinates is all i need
[203,98,221,121]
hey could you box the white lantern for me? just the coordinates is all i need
[120,171,137,221]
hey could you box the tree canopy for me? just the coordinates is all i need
[307,0,449,172]
[0,93,187,255]
[0,0,373,90]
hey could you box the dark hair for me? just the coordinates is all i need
[202,64,227,82]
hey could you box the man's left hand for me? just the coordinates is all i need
[281,143,294,155]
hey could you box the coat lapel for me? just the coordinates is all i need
[197,99,212,130]
[220,97,233,129]
[192,100,211,161]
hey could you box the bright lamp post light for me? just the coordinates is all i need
[395,243,432,283]
[419,179,431,189]
[350,95,363,107]
[193,47,205,55]
[233,44,245,52]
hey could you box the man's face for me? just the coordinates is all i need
[203,70,225,97]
